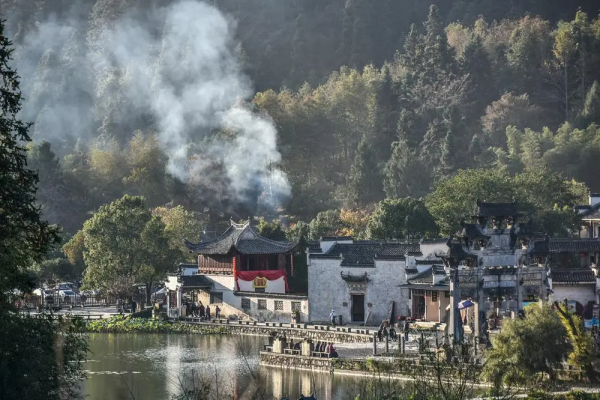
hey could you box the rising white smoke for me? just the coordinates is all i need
[11,0,290,208]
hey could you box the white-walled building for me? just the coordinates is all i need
[307,238,446,325]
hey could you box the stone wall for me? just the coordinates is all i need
[308,259,410,325]
[260,352,332,371]
[178,319,373,343]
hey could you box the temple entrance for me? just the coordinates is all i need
[351,294,365,322]
[412,295,425,320]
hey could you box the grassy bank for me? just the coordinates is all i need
[86,315,227,334]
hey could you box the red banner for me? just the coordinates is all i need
[235,269,289,292]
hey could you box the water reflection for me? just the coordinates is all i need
[82,334,360,400]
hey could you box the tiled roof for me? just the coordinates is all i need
[420,238,450,244]
[180,275,212,288]
[184,221,297,255]
[582,204,600,220]
[407,266,448,285]
[307,241,322,253]
[321,236,353,241]
[310,241,420,267]
[415,259,443,265]
[461,223,489,238]
[551,269,595,284]
[548,238,600,253]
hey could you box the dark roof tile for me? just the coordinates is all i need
[309,241,420,267]
[582,204,600,220]
[408,267,448,285]
[548,238,600,253]
[551,269,595,284]
[184,221,297,255]
[180,275,212,288]
[307,241,322,253]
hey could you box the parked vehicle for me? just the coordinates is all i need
[57,282,78,292]
[59,290,78,304]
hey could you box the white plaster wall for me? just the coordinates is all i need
[201,274,307,322]
[552,285,596,306]
[308,258,409,325]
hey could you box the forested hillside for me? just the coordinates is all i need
[2,0,600,240]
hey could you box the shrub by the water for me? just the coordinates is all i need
[86,315,226,334]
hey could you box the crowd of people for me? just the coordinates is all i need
[184,300,220,320]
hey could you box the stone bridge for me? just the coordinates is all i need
[175,317,374,343]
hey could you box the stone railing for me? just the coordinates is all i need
[260,351,332,371]
[176,318,373,343]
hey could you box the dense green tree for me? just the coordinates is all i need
[484,304,569,385]
[26,141,73,229]
[367,198,438,240]
[347,137,383,206]
[578,80,600,127]
[256,217,287,241]
[82,195,177,301]
[63,230,86,272]
[0,21,87,399]
[426,168,587,236]
[152,205,205,261]
[308,209,343,240]
[286,221,310,241]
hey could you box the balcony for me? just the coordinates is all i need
[198,265,233,275]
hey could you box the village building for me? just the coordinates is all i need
[578,193,600,239]
[427,201,600,341]
[165,220,307,322]
[400,240,451,324]
[307,237,427,325]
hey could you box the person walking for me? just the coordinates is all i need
[191,300,197,317]
[404,319,411,342]
[206,305,211,320]
[199,302,205,319]
[215,305,221,319]
[329,309,337,326]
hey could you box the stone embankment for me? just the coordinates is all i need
[175,317,373,343]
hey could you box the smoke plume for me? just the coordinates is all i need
[9,0,290,209]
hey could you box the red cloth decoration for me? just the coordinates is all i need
[235,269,289,292]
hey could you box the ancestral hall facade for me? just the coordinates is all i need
[165,220,306,322]
[438,201,600,342]
[307,237,432,324]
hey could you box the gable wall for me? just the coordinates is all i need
[308,258,409,325]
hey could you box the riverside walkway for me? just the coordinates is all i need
[173,317,375,343]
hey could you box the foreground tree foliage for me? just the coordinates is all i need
[82,195,179,302]
[0,20,88,399]
[484,304,570,386]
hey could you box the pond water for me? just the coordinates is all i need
[81,333,370,400]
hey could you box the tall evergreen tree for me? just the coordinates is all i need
[347,137,383,206]
[578,80,600,127]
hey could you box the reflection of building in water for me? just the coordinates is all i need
[163,335,187,399]
[261,365,335,400]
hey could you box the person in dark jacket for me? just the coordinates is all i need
[205,305,211,320]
